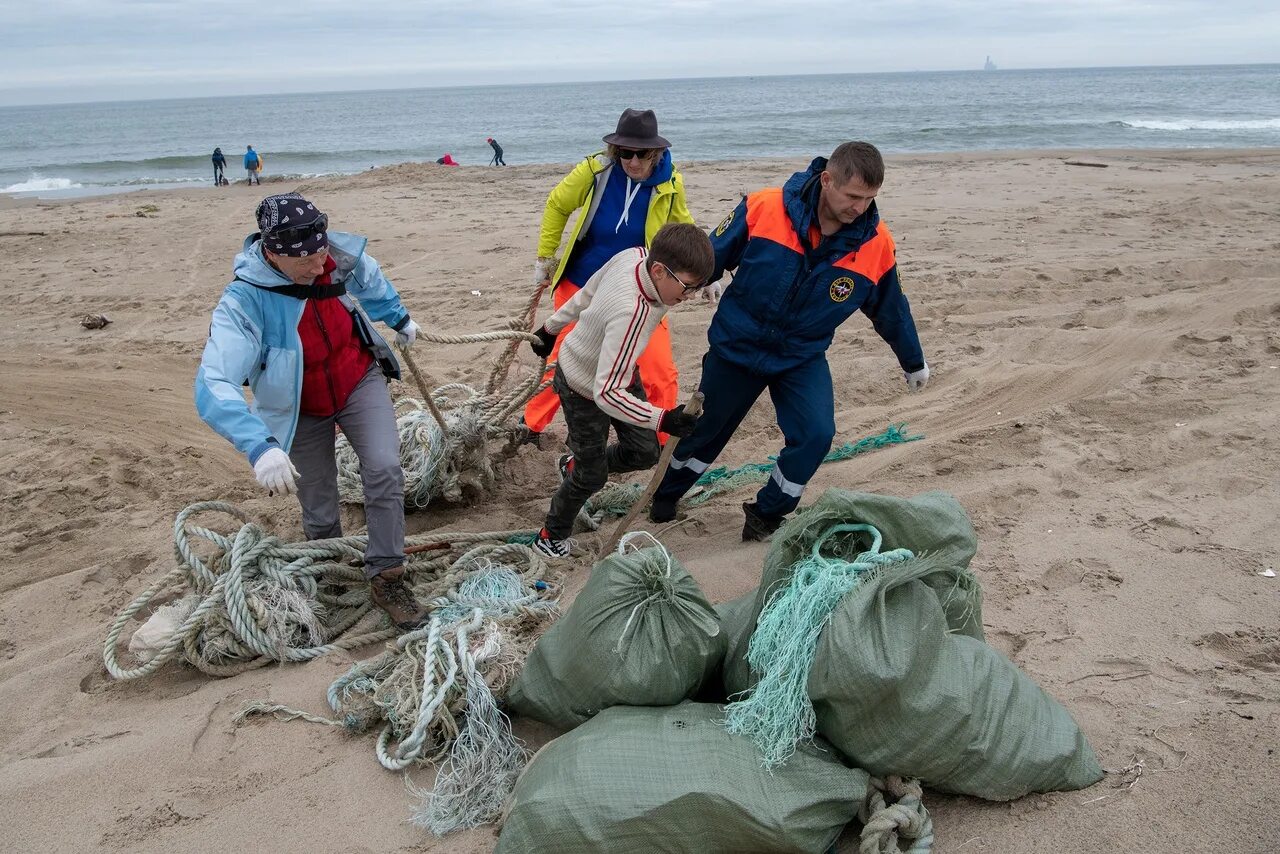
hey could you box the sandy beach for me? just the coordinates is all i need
[1,148,1277,853]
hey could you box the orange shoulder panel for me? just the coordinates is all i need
[745,188,803,253]
[834,222,896,283]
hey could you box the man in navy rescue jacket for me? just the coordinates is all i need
[649,141,930,540]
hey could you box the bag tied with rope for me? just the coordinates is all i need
[506,538,724,731]
[496,702,880,854]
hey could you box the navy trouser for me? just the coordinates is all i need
[653,349,836,518]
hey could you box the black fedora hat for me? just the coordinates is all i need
[602,108,670,149]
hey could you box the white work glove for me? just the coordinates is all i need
[533,257,553,286]
[254,448,299,496]
[395,318,420,348]
[904,362,930,392]
[700,280,723,303]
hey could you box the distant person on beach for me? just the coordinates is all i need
[526,223,714,558]
[194,192,428,630]
[435,153,459,166]
[649,141,930,541]
[487,137,506,166]
[522,107,696,446]
[212,147,226,185]
[244,146,261,185]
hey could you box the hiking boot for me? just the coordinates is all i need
[742,501,785,542]
[533,527,573,559]
[369,566,429,630]
[557,453,574,482]
[648,498,678,524]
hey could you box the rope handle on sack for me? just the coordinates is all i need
[808,523,916,572]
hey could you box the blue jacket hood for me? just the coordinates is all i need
[640,149,674,188]
[233,231,370,286]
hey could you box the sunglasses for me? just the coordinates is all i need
[662,263,706,293]
[267,213,329,244]
[616,148,655,161]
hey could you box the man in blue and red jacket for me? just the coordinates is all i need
[650,142,930,540]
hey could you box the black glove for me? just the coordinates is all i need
[658,405,698,439]
[530,326,557,359]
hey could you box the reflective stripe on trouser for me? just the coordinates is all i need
[522,278,679,441]
[653,348,836,517]
[543,366,660,539]
[289,365,405,578]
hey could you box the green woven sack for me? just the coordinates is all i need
[506,547,725,730]
[810,555,1103,799]
[730,488,1103,800]
[496,703,869,854]
[724,489,983,697]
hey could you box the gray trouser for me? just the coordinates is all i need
[290,366,403,578]
[544,366,660,539]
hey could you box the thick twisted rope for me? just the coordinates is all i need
[377,612,476,770]
[859,776,934,854]
[410,612,527,835]
[104,502,540,681]
[236,556,557,835]
[486,272,551,394]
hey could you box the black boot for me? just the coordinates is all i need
[741,501,784,542]
[649,498,678,523]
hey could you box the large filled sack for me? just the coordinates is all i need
[496,703,870,854]
[506,546,724,730]
[729,489,1104,800]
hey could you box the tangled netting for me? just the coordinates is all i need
[238,561,559,836]
[723,522,916,767]
[684,424,921,508]
[336,275,557,510]
[504,425,925,535]
[103,502,545,681]
[336,332,552,508]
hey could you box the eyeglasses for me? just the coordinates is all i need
[662,263,705,293]
[267,213,328,244]
[616,148,654,161]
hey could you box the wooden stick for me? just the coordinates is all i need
[600,391,704,556]
[396,344,450,435]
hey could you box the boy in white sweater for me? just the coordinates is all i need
[528,222,715,557]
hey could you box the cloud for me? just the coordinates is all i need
[2,0,1277,104]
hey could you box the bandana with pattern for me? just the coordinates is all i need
[256,193,328,257]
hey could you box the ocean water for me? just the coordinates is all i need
[2,64,1276,198]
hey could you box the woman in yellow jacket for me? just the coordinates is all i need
[523,108,694,440]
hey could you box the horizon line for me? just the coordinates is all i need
[2,61,1276,111]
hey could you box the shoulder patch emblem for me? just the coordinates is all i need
[714,211,734,238]
[829,276,855,303]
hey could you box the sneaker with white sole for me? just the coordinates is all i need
[534,527,573,558]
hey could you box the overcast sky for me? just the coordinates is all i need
[3,0,1277,106]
